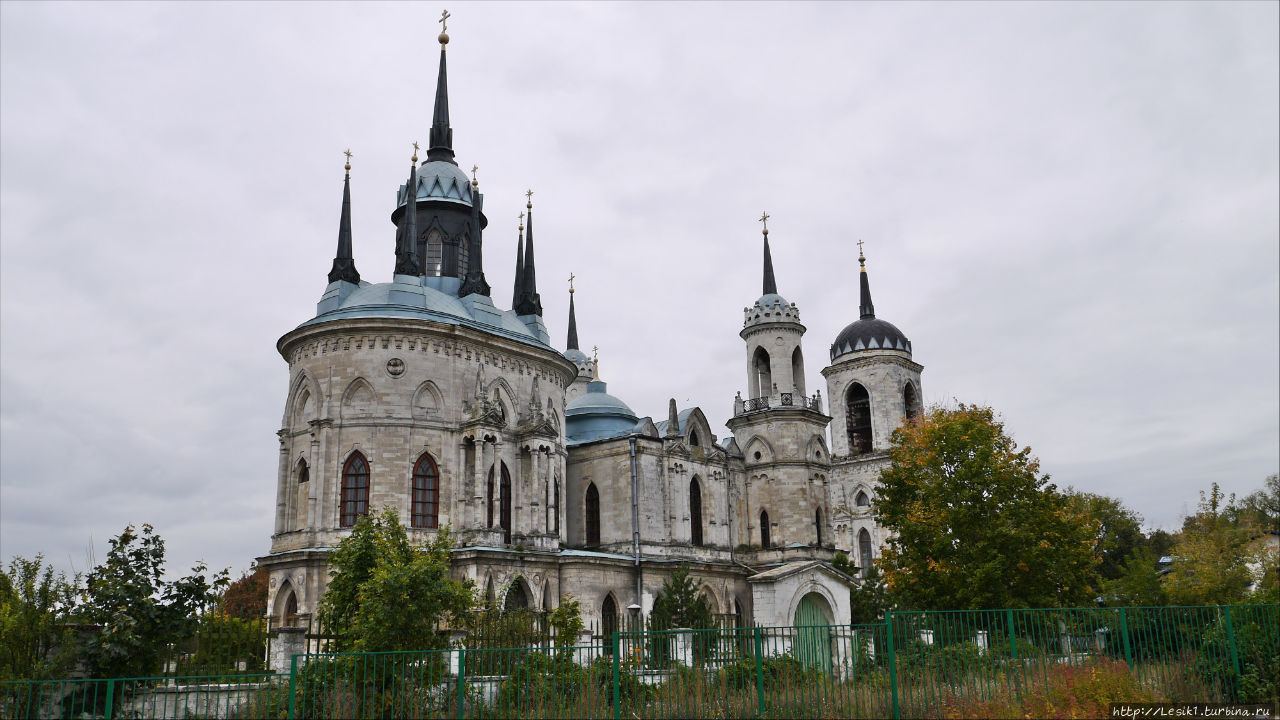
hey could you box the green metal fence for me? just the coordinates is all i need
[3,604,1275,719]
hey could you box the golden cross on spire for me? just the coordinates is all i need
[439,9,451,33]
[857,239,865,254]
[411,141,420,162]
[759,211,770,235]
[568,273,575,294]
[471,164,478,183]
[525,188,534,208]
[343,149,352,171]
[518,211,525,229]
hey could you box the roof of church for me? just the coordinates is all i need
[829,250,911,361]
[301,275,554,349]
[565,380,639,445]
[396,160,475,209]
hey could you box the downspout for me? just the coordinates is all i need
[629,437,642,609]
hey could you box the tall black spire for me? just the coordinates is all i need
[394,147,422,276]
[760,211,777,295]
[328,152,360,284]
[427,21,456,165]
[512,213,525,306]
[858,243,875,319]
[515,192,543,316]
[459,168,491,297]
[566,276,579,350]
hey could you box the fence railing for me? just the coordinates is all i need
[3,604,1275,719]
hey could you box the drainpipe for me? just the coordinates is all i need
[629,437,642,609]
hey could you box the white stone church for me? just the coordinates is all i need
[259,26,924,636]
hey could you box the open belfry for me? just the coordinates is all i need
[260,12,924,636]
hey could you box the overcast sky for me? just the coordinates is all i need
[2,2,1277,580]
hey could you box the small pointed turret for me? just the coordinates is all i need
[328,151,361,284]
[760,211,777,296]
[394,147,423,276]
[459,167,490,296]
[666,398,680,438]
[512,214,525,307]
[427,24,456,165]
[514,192,543,316]
[566,275,580,350]
[858,243,875,319]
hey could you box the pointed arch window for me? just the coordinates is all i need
[759,509,771,549]
[339,453,370,528]
[585,482,601,545]
[791,347,806,396]
[752,347,772,399]
[814,507,823,547]
[553,480,560,536]
[411,453,439,529]
[602,594,618,654]
[855,491,870,508]
[859,529,874,578]
[846,382,873,454]
[499,462,512,544]
[283,589,299,627]
[503,578,529,614]
[690,478,704,547]
[487,468,495,529]
[903,382,921,421]
[689,429,700,447]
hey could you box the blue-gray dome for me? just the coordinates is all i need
[397,160,474,208]
[566,381,638,444]
[830,318,911,361]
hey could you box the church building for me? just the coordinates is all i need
[259,21,923,637]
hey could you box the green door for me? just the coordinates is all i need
[794,593,832,672]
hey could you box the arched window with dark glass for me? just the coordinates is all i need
[411,453,439,529]
[553,480,560,536]
[339,452,370,528]
[499,462,512,544]
[759,509,771,548]
[585,482,601,545]
[690,478,704,546]
[487,468,495,528]
[855,490,870,508]
[791,347,805,396]
[859,529,874,578]
[689,429,700,447]
[602,594,618,653]
[504,578,529,614]
[846,382,873,454]
[752,347,772,399]
[903,382,921,421]
[284,589,299,626]
[814,507,823,547]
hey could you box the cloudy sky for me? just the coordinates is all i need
[2,2,1276,580]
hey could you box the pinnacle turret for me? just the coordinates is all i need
[328,153,360,284]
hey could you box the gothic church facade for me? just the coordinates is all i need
[260,27,923,636]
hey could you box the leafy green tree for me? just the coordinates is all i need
[219,565,268,621]
[79,524,228,678]
[1237,473,1279,532]
[548,595,584,649]
[1102,547,1169,606]
[1164,483,1258,605]
[1065,490,1146,582]
[876,403,1099,610]
[317,508,475,651]
[1143,528,1177,558]
[0,555,79,680]
[651,564,714,630]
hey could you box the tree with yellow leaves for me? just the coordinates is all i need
[876,404,1098,610]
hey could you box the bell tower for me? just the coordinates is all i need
[727,215,834,556]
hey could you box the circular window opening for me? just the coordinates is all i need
[753,451,762,461]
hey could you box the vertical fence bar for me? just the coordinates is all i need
[1118,607,1134,670]
[1222,605,1241,702]
[611,631,621,720]
[884,611,900,720]
[456,647,466,720]
[288,652,298,720]
[753,626,765,717]
[103,678,115,720]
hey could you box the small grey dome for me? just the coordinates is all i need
[830,318,912,361]
[566,381,639,444]
[397,160,474,208]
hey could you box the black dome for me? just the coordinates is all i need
[830,318,912,361]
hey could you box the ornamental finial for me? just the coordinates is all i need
[525,188,534,209]
[568,272,575,294]
[438,9,451,45]
[471,164,479,187]
[411,141,420,163]
[518,211,525,232]
[759,211,770,236]
[857,239,866,266]
[343,149,352,172]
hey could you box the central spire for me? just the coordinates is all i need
[427,16,455,165]
[328,151,360,284]
[858,241,875,319]
[760,211,777,296]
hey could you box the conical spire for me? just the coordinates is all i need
[426,29,455,164]
[328,151,361,284]
[566,275,580,350]
[858,243,875,319]
[394,146,423,276]
[760,211,777,295]
[665,398,680,438]
[459,167,491,297]
[512,213,525,306]
[515,192,543,316]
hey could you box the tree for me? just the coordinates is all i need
[317,508,474,652]
[876,403,1098,610]
[1164,483,1258,605]
[832,552,888,624]
[1102,547,1169,606]
[1238,474,1279,532]
[219,565,268,621]
[79,524,227,678]
[650,564,714,630]
[0,555,79,680]
[1064,490,1146,582]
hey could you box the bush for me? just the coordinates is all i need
[942,658,1158,719]
[1195,611,1280,705]
[494,652,585,712]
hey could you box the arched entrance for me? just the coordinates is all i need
[793,592,833,671]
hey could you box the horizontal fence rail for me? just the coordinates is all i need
[3,604,1275,719]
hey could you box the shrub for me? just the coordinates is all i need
[942,658,1158,719]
